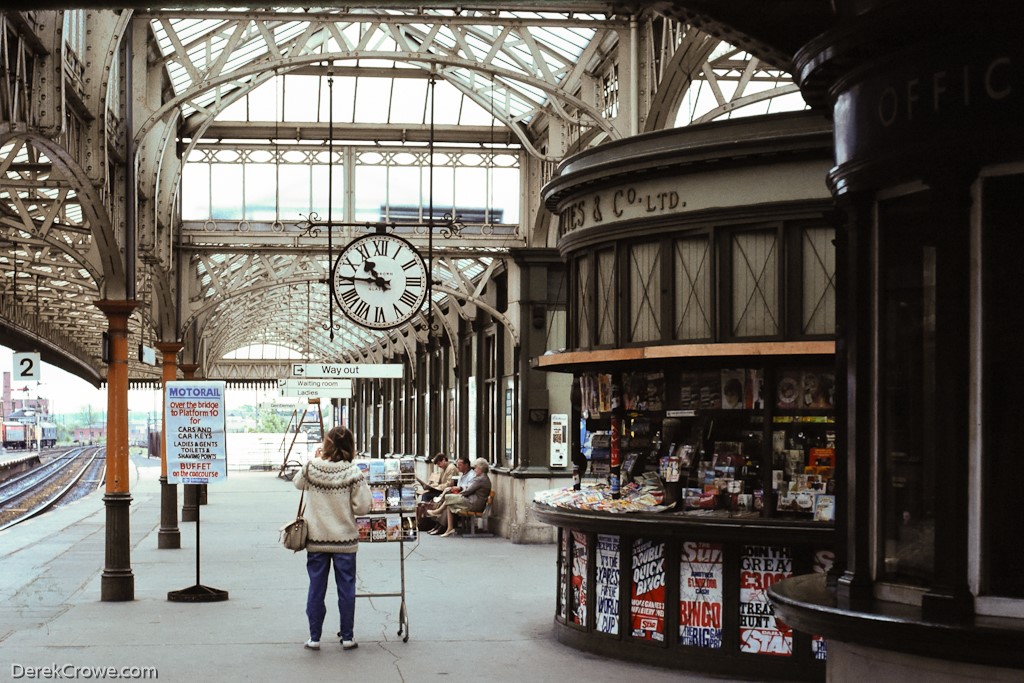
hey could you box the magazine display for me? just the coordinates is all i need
[570,365,837,520]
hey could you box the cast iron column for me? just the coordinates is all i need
[96,299,138,601]
[178,362,201,520]
[156,342,183,548]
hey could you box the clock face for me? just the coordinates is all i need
[332,233,428,329]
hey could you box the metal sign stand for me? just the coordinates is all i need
[168,489,229,603]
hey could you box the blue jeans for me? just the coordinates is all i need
[305,551,357,642]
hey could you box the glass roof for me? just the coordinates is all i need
[146,7,609,126]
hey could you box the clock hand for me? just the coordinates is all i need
[340,272,391,290]
[360,259,391,290]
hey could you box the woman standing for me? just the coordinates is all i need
[293,426,371,651]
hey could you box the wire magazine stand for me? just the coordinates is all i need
[358,460,418,642]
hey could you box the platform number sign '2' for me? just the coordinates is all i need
[13,352,41,382]
[332,232,428,330]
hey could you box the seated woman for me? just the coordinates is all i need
[426,458,491,537]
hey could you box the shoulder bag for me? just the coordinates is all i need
[279,474,308,552]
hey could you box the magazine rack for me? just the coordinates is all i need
[356,457,418,642]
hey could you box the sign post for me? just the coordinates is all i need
[164,381,229,603]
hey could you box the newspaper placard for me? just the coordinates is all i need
[630,538,666,641]
[595,534,620,635]
[811,549,833,660]
[571,530,588,626]
[679,541,723,648]
[165,381,227,485]
[739,544,793,656]
[558,530,569,621]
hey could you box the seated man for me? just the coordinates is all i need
[427,458,492,537]
[416,453,459,532]
[417,453,457,503]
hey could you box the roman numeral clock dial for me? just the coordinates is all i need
[332,232,428,329]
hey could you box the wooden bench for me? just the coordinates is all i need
[454,489,495,536]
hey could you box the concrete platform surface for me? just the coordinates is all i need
[0,455,753,683]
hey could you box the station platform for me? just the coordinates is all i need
[0,454,753,683]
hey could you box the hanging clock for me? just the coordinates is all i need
[332,231,428,329]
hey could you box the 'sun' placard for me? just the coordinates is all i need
[165,381,227,485]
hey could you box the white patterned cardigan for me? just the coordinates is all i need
[293,459,372,553]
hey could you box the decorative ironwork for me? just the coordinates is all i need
[439,213,465,239]
[296,213,323,238]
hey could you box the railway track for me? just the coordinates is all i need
[0,447,106,531]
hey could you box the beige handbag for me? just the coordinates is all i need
[279,481,307,552]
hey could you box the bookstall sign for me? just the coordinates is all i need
[571,531,588,626]
[595,534,620,635]
[631,538,666,642]
[739,545,793,656]
[165,381,227,485]
[679,541,723,649]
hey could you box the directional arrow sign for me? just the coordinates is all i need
[290,363,404,379]
[278,378,354,398]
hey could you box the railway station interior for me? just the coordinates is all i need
[1,2,1022,681]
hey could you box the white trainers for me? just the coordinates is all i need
[341,640,358,650]
[304,639,320,650]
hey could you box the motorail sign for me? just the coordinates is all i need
[165,381,227,485]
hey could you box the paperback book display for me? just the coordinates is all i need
[356,457,417,543]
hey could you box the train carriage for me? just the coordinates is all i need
[2,422,28,449]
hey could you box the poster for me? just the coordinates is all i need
[679,541,723,648]
[504,381,514,463]
[558,530,568,621]
[595,534,620,635]
[630,538,666,641]
[739,545,793,656]
[571,531,588,626]
[165,381,227,485]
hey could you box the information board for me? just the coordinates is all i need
[165,381,227,485]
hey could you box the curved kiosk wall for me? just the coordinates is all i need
[767,3,1024,680]
[535,112,836,681]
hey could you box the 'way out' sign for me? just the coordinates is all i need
[291,363,404,379]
